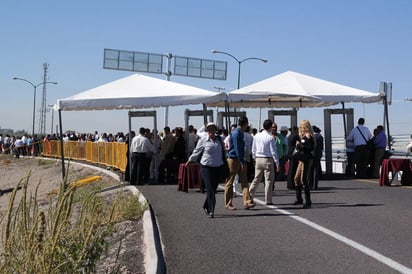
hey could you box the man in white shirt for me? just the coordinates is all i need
[188,125,199,155]
[14,136,24,158]
[249,119,280,205]
[347,118,372,178]
[130,127,154,185]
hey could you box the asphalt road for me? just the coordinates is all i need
[139,178,412,274]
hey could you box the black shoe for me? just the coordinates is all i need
[303,201,312,209]
[203,208,208,215]
[208,212,214,218]
[293,200,303,205]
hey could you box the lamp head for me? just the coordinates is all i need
[211,50,217,54]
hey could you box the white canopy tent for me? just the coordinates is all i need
[54,73,227,181]
[210,70,384,176]
[210,70,382,108]
[56,73,227,111]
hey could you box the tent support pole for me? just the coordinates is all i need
[58,110,66,184]
[203,103,208,125]
[342,102,347,139]
[383,94,391,150]
[128,113,132,183]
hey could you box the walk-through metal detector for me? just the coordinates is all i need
[128,110,158,183]
[184,108,214,158]
[323,108,354,176]
[268,109,298,128]
[217,111,247,130]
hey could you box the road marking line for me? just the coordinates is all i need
[255,198,412,273]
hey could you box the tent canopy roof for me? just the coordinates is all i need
[56,73,226,111]
[210,70,383,108]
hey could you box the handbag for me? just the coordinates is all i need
[292,148,305,161]
[356,127,374,151]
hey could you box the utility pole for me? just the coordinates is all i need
[39,63,49,136]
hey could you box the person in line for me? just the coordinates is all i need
[3,134,11,154]
[186,122,225,218]
[372,125,387,178]
[310,125,323,190]
[286,126,300,190]
[173,127,186,164]
[224,116,255,210]
[244,126,254,182]
[347,118,373,179]
[188,125,199,155]
[249,119,280,205]
[224,124,239,197]
[293,119,315,209]
[144,128,156,183]
[158,126,177,184]
[271,123,287,189]
[124,131,136,182]
[278,126,290,180]
[14,136,24,158]
[130,127,154,185]
[345,137,356,178]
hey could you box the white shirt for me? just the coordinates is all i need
[251,129,279,166]
[347,125,372,147]
[131,134,154,153]
[188,132,198,153]
[406,141,412,152]
[15,139,24,148]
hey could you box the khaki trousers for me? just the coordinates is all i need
[224,158,252,207]
[249,157,274,204]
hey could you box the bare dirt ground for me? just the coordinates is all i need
[0,155,145,273]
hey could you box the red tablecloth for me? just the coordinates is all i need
[177,163,202,192]
[379,158,412,186]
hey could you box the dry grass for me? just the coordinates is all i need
[0,159,146,273]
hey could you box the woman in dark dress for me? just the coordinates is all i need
[293,119,315,209]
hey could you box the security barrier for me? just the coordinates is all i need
[45,140,127,172]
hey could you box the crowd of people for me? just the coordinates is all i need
[2,116,396,218]
[184,115,325,217]
[0,131,129,157]
[0,134,43,157]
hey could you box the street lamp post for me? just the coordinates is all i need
[13,77,57,136]
[211,50,267,90]
[211,50,267,125]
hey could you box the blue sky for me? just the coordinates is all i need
[1,0,411,137]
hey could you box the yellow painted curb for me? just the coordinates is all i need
[48,175,102,195]
[70,175,102,187]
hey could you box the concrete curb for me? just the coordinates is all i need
[99,185,164,273]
